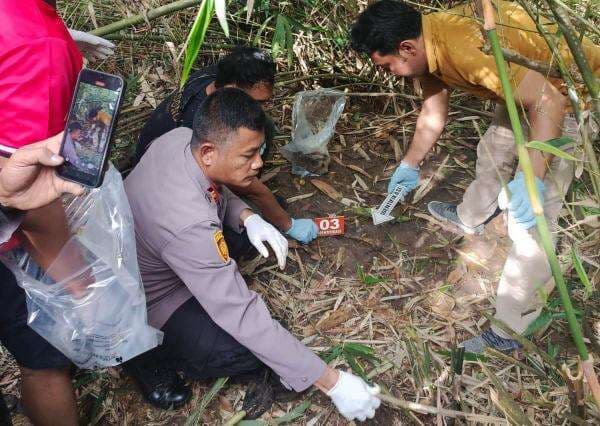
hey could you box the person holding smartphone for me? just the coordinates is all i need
[134,46,319,245]
[0,1,113,424]
[124,89,381,421]
[0,134,84,426]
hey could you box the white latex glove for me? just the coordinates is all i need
[327,371,381,421]
[68,29,115,61]
[243,213,288,270]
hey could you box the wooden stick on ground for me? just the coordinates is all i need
[379,393,509,424]
[90,0,203,37]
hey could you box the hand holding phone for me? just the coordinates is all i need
[58,69,124,188]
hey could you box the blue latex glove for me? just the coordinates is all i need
[503,172,545,230]
[286,218,318,244]
[387,162,420,195]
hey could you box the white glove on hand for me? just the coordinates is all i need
[244,213,288,270]
[327,371,381,421]
[68,29,115,61]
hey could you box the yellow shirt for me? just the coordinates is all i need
[421,1,600,103]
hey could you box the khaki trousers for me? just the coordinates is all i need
[456,104,580,338]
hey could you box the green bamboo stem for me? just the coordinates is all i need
[480,0,599,407]
[518,0,600,211]
[90,0,203,37]
[546,0,600,117]
[552,0,600,38]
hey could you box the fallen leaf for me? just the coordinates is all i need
[311,179,343,201]
[287,192,315,203]
[260,166,281,183]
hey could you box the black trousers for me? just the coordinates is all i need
[128,228,262,379]
[0,263,70,370]
[0,390,11,426]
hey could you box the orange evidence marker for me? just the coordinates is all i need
[314,216,345,236]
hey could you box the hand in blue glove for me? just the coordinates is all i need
[387,161,420,195]
[499,171,545,230]
[286,218,319,244]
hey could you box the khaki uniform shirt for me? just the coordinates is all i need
[124,128,326,391]
[421,1,600,104]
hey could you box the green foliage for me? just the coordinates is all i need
[525,138,578,161]
[524,289,584,337]
[356,265,386,286]
[181,0,215,88]
[571,247,593,299]
[320,343,379,380]
[238,401,311,425]
[181,0,230,88]
[272,14,294,66]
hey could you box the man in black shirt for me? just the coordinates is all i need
[134,47,320,245]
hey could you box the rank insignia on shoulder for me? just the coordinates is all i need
[213,230,229,262]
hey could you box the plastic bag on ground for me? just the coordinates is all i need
[281,89,346,176]
[0,165,162,369]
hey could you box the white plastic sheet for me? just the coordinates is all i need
[1,166,162,369]
[281,89,346,176]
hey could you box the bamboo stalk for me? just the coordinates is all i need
[551,0,600,37]
[546,0,600,117]
[480,44,562,79]
[480,0,600,409]
[90,0,203,37]
[379,393,509,424]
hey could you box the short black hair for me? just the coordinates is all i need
[215,46,276,89]
[191,88,266,148]
[68,121,83,132]
[86,106,101,120]
[350,0,422,56]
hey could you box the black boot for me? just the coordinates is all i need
[241,368,303,419]
[124,359,191,410]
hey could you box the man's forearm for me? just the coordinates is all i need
[403,77,449,168]
[403,114,446,167]
[230,179,292,231]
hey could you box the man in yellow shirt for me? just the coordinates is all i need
[350,0,599,352]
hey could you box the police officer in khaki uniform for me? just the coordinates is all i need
[124,88,381,421]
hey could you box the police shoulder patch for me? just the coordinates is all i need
[213,230,229,262]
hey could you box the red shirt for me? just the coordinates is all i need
[0,0,83,148]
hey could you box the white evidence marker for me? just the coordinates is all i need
[371,185,408,225]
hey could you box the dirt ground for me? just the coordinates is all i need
[1,94,593,425]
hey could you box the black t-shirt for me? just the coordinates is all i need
[134,66,217,164]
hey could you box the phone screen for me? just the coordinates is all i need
[58,69,123,187]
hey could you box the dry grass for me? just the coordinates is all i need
[1,0,599,424]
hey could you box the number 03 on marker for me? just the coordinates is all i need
[314,216,345,236]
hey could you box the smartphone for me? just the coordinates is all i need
[57,69,125,188]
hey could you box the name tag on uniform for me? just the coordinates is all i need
[314,216,345,236]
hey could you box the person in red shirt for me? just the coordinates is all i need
[0,1,114,425]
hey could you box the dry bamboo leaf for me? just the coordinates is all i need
[269,270,303,289]
[354,174,369,191]
[286,192,315,203]
[315,308,352,331]
[260,166,281,183]
[427,292,456,317]
[335,246,345,271]
[310,179,343,201]
[346,164,373,179]
[353,144,371,161]
[389,136,402,163]
[447,264,467,285]
[413,155,450,203]
[87,2,99,28]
